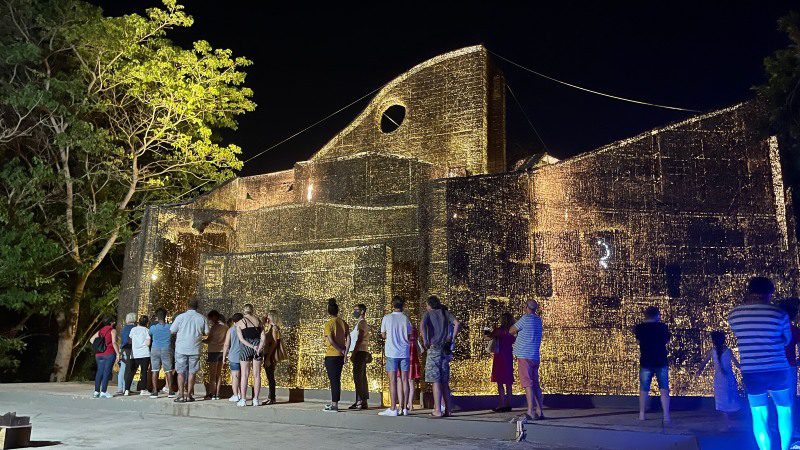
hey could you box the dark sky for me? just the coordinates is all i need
[92,1,795,176]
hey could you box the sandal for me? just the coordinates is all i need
[174,397,186,403]
[263,399,276,405]
[347,402,361,410]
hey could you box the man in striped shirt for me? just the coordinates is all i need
[510,299,544,421]
[728,277,792,450]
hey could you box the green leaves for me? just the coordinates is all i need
[0,0,256,378]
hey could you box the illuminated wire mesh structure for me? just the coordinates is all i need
[120,45,799,397]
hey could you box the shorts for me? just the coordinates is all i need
[175,353,200,375]
[207,352,223,363]
[229,362,241,371]
[518,358,540,389]
[424,346,451,383]
[639,366,669,392]
[742,368,793,407]
[386,357,410,373]
[150,348,173,372]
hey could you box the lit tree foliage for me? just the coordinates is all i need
[0,0,254,380]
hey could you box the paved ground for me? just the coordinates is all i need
[0,382,766,449]
[6,400,568,449]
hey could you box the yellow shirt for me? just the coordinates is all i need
[324,316,348,357]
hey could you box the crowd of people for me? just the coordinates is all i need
[89,276,799,448]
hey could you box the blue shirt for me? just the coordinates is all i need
[120,324,134,348]
[149,323,172,350]
[513,314,543,361]
[227,326,241,364]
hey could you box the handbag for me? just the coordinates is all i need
[274,338,288,363]
[91,329,107,354]
[485,337,499,354]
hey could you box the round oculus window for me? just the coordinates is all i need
[380,104,406,133]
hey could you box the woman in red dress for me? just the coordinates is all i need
[406,324,422,410]
[487,312,516,412]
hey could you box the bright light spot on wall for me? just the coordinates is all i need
[150,271,159,281]
[597,239,611,269]
[306,183,314,202]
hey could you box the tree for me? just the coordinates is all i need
[0,0,254,380]
[757,11,800,235]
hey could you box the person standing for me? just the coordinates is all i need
[323,298,350,412]
[236,304,264,407]
[634,306,671,423]
[485,312,516,412]
[204,310,227,400]
[778,297,800,416]
[126,315,152,396]
[149,308,174,398]
[510,299,544,421]
[170,299,209,403]
[729,277,793,450]
[90,316,119,398]
[348,303,370,410]
[116,312,136,395]
[421,295,460,418]
[406,322,421,412]
[222,313,243,403]
[378,296,412,417]
[261,310,283,405]
[696,330,741,428]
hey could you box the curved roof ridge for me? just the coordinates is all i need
[311,45,486,160]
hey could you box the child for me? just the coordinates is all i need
[696,330,741,428]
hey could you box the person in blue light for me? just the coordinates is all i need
[728,277,793,450]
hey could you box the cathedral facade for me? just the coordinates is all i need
[120,45,799,396]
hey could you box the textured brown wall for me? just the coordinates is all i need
[312,46,505,177]
[119,47,799,398]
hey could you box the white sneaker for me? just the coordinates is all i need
[100,392,114,399]
[161,386,169,393]
[378,408,399,416]
[123,390,130,396]
[402,408,409,416]
[252,398,260,407]
[228,395,241,402]
[139,390,149,396]
[93,391,100,398]
[236,399,246,407]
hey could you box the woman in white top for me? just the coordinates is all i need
[126,315,152,395]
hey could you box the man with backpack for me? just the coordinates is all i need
[421,295,461,417]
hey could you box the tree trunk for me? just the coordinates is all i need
[50,272,90,382]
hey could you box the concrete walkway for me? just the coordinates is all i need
[0,383,759,449]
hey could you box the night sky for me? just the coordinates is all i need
[92,1,795,176]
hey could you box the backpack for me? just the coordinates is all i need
[92,328,108,354]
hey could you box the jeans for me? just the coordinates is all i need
[95,354,116,393]
[264,363,277,401]
[125,357,151,392]
[117,360,126,391]
[324,356,344,403]
[639,366,669,392]
[351,351,370,401]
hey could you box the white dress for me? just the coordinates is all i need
[711,348,740,412]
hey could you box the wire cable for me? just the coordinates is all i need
[243,84,384,164]
[506,83,550,152]
[43,83,387,267]
[490,50,700,113]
